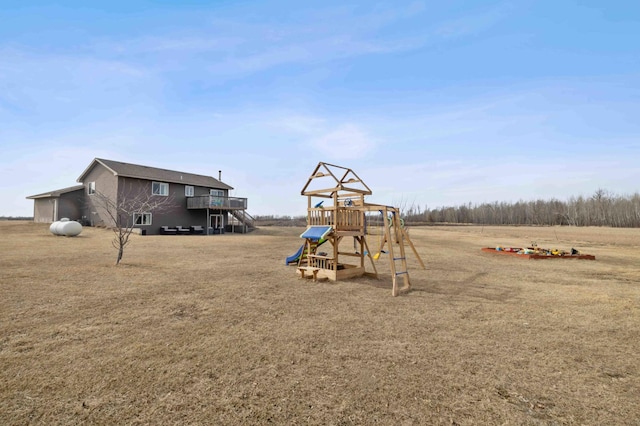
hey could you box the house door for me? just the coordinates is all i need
[210,214,224,229]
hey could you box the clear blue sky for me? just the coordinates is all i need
[2,1,639,217]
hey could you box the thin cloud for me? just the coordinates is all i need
[91,35,242,55]
[310,124,377,160]
[2,3,511,82]
[0,48,154,118]
[434,4,512,39]
[270,115,326,135]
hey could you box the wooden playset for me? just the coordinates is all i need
[286,162,425,296]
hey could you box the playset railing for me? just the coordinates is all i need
[307,207,364,232]
[307,255,335,270]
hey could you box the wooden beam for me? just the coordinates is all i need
[362,236,378,278]
[301,187,341,196]
[401,226,426,269]
[339,252,363,258]
[338,186,372,195]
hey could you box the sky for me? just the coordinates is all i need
[1,0,639,217]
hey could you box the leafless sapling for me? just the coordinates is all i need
[90,187,176,265]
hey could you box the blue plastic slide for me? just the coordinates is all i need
[300,226,332,240]
[285,244,305,265]
[285,226,333,265]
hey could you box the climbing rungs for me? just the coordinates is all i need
[393,257,406,261]
[395,271,408,276]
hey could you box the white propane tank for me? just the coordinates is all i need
[50,218,83,237]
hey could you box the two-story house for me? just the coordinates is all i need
[27,158,252,235]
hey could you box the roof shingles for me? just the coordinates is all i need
[84,158,233,190]
[26,185,85,199]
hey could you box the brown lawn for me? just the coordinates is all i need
[1,221,639,425]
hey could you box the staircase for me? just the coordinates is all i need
[229,210,256,232]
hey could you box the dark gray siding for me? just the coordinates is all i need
[58,189,84,221]
[120,177,221,235]
[77,161,232,235]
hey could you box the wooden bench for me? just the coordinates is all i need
[297,266,320,282]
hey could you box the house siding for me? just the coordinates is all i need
[29,158,244,235]
[30,190,84,223]
[58,189,84,221]
[119,177,224,234]
[33,199,55,223]
[82,164,118,227]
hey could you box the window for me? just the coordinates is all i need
[133,212,152,226]
[185,185,194,197]
[152,182,169,196]
[88,182,96,195]
[210,189,224,207]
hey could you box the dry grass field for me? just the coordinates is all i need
[1,221,639,425]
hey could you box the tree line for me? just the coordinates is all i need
[403,190,640,228]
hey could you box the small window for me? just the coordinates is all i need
[210,189,224,196]
[152,182,169,196]
[185,185,194,197]
[88,182,96,195]
[133,212,152,226]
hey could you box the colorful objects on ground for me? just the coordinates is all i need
[483,246,595,260]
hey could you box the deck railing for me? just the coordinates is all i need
[187,195,248,210]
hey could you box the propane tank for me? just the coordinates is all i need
[50,218,82,237]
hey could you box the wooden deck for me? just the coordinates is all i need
[187,195,247,210]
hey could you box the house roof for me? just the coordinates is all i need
[77,158,233,190]
[26,185,85,199]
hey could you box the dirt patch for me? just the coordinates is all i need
[1,222,639,424]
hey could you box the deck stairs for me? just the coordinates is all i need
[229,210,256,231]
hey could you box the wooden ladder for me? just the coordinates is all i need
[380,207,410,296]
[298,239,321,266]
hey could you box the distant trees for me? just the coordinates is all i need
[253,215,306,226]
[254,189,640,228]
[402,190,640,228]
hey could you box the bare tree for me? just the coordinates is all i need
[417,190,640,228]
[90,186,176,265]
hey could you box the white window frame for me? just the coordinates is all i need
[133,212,152,226]
[152,181,169,196]
[88,182,96,195]
[185,185,194,197]
[210,189,224,196]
